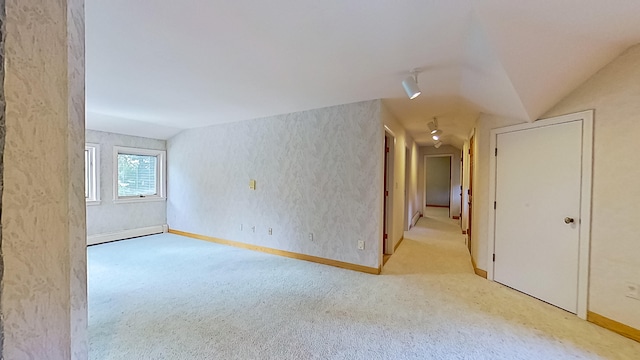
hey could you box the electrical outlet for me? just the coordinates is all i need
[626,282,640,300]
[309,233,314,242]
[268,228,272,235]
[357,240,365,250]
[251,226,256,233]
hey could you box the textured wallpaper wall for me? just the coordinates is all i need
[470,114,521,271]
[380,104,418,251]
[470,44,640,330]
[68,0,88,356]
[0,2,6,353]
[1,0,87,358]
[408,141,421,225]
[167,100,383,268]
[86,129,167,237]
[544,44,640,330]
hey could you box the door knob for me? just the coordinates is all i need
[564,217,575,224]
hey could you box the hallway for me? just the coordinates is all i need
[383,212,639,358]
[384,207,470,275]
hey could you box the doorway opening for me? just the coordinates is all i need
[423,154,452,218]
[404,146,411,231]
[468,135,474,253]
[383,131,395,257]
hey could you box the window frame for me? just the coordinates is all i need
[85,143,101,205]
[113,146,166,204]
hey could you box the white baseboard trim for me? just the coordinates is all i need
[87,224,168,246]
[411,211,421,227]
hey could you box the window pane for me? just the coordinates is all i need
[117,154,158,197]
[85,149,90,198]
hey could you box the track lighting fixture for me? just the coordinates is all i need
[427,117,439,134]
[427,122,437,134]
[431,129,442,141]
[426,117,443,145]
[402,69,421,100]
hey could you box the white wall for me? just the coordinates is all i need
[408,140,421,227]
[86,130,167,237]
[425,157,451,206]
[543,44,640,330]
[381,104,420,251]
[167,100,383,268]
[418,145,462,219]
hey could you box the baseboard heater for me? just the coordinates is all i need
[87,224,168,246]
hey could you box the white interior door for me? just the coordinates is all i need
[494,120,583,313]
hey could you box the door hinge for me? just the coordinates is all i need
[468,149,471,155]
[494,201,496,209]
[494,148,498,156]
[384,233,388,240]
[386,147,390,153]
[493,254,496,262]
[385,191,389,196]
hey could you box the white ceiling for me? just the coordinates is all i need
[86,1,640,145]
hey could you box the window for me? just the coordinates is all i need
[113,146,166,203]
[85,143,100,205]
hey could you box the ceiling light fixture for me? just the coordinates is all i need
[434,141,442,149]
[427,117,439,134]
[402,69,421,100]
[427,122,437,134]
[431,129,442,141]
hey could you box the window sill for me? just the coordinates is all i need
[86,200,101,206]
[113,197,167,204]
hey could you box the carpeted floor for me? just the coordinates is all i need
[88,213,640,359]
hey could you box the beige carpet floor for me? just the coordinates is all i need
[88,213,640,359]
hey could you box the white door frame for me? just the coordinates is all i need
[383,128,396,255]
[487,110,593,319]
[404,146,411,231]
[423,154,454,218]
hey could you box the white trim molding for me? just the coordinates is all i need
[411,211,421,227]
[87,224,168,246]
[487,110,593,320]
[382,130,395,256]
[85,143,100,204]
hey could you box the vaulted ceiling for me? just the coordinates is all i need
[86,1,640,146]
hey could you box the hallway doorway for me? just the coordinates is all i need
[383,131,395,255]
[404,146,411,231]
[423,155,452,217]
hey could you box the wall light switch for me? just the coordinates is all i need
[357,240,365,250]
[268,228,273,235]
[249,179,256,190]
